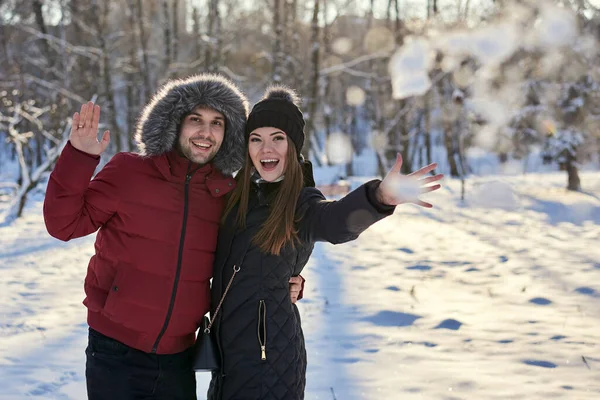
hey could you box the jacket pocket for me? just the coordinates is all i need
[257,300,267,361]
[102,268,125,320]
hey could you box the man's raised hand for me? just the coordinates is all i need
[70,102,110,155]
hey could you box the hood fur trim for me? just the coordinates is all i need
[135,74,249,175]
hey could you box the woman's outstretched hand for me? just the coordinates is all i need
[377,153,444,208]
[69,101,110,155]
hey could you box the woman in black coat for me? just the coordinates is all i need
[207,87,443,400]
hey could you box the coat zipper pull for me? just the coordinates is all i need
[258,299,267,361]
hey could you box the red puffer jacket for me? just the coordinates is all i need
[43,75,250,354]
[44,142,235,354]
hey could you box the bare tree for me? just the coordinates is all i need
[192,3,203,62]
[135,0,152,96]
[94,1,122,152]
[272,0,283,82]
[126,0,142,148]
[304,0,321,161]
[320,0,333,146]
[163,0,172,77]
[172,0,180,69]
[31,0,51,66]
[205,0,222,73]
[439,77,461,178]
[1,0,598,225]
[390,0,411,174]
[0,99,88,224]
[283,0,299,88]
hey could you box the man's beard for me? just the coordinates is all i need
[177,140,218,165]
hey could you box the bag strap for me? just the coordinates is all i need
[205,203,256,334]
[205,264,240,333]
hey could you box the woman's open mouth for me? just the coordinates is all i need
[260,159,279,171]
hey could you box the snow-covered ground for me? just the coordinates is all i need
[1,171,599,399]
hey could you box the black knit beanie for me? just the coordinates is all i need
[245,86,305,157]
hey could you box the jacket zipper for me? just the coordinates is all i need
[151,166,195,353]
[258,300,267,360]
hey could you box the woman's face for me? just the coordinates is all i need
[248,127,288,182]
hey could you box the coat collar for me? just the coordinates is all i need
[151,151,236,197]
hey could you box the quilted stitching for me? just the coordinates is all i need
[208,185,326,400]
[210,249,308,399]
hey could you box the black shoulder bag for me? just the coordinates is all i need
[192,262,242,371]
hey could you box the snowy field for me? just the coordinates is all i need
[1,171,599,399]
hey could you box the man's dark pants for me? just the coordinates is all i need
[86,328,197,400]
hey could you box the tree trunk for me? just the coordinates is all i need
[205,0,221,73]
[125,81,135,151]
[400,118,411,174]
[288,0,299,88]
[378,0,406,172]
[283,0,293,84]
[70,0,82,42]
[162,0,172,77]
[97,2,121,152]
[69,0,98,100]
[435,70,460,177]
[304,0,320,161]
[4,123,71,224]
[321,0,332,160]
[424,91,432,168]
[126,0,141,150]
[214,3,222,71]
[409,121,422,170]
[566,154,581,191]
[59,0,70,92]
[443,122,460,177]
[394,0,403,44]
[272,0,282,82]
[172,0,179,70]
[455,111,469,177]
[346,113,357,177]
[192,5,203,62]
[386,0,393,28]
[134,0,152,99]
[32,0,51,64]
[376,154,387,177]
[34,135,43,167]
[464,0,471,20]
[16,179,36,219]
[455,118,468,200]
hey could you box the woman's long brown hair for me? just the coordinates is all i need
[221,139,304,255]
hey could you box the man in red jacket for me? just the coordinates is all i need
[43,74,304,400]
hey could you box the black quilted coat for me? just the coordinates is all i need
[207,179,395,400]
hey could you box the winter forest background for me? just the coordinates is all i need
[1,0,599,222]
[1,0,600,399]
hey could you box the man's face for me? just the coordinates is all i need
[177,106,226,165]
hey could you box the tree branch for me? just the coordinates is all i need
[22,74,89,104]
[320,51,391,75]
[17,25,102,60]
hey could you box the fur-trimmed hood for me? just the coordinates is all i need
[135,74,249,175]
